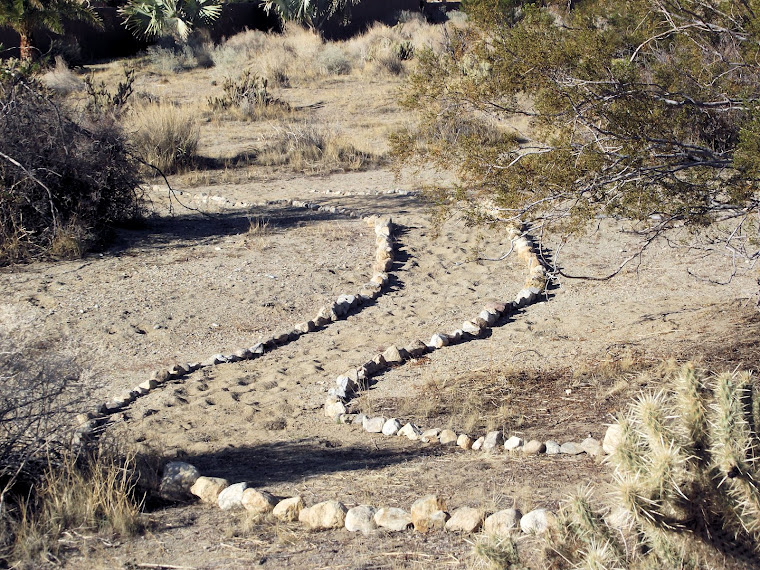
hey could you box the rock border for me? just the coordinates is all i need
[160,460,558,538]
[73,199,399,445]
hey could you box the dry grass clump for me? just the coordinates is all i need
[40,56,84,96]
[257,124,379,173]
[126,102,200,174]
[6,448,144,566]
[472,534,523,569]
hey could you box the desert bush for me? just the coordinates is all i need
[257,124,376,173]
[40,56,83,96]
[83,66,135,119]
[208,71,291,120]
[126,101,200,173]
[317,43,352,74]
[472,534,522,569]
[145,44,197,73]
[0,66,142,264]
[547,363,760,568]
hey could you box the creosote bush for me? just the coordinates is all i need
[0,64,142,264]
[548,363,760,568]
[208,71,291,120]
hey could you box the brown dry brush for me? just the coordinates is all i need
[0,69,142,265]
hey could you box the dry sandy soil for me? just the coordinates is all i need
[4,22,760,570]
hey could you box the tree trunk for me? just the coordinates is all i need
[18,29,33,60]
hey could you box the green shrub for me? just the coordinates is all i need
[0,68,142,264]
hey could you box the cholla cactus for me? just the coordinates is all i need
[549,364,760,568]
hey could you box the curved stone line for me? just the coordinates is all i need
[158,460,559,538]
[320,224,599,458]
[73,200,400,444]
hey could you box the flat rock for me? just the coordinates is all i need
[159,461,200,501]
[363,416,387,433]
[439,429,457,445]
[374,507,412,531]
[560,442,584,455]
[445,507,484,533]
[520,508,556,534]
[523,439,546,455]
[504,436,523,451]
[581,437,603,457]
[242,489,278,514]
[483,431,504,451]
[421,428,440,441]
[345,505,377,534]
[299,500,347,530]
[382,418,402,436]
[273,496,305,521]
[217,482,249,510]
[190,476,229,504]
[411,495,447,533]
[484,509,521,537]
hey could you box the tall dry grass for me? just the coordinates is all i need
[126,102,200,174]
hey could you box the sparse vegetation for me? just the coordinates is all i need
[208,71,291,120]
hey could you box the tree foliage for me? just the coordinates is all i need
[0,0,100,59]
[394,0,760,264]
[263,0,360,32]
[119,0,221,41]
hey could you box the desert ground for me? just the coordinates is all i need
[2,13,760,569]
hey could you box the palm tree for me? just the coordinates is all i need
[119,0,221,41]
[0,0,101,60]
[263,0,360,33]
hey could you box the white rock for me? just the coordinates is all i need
[504,436,523,451]
[398,423,423,440]
[242,489,278,514]
[484,509,521,537]
[190,476,229,504]
[520,508,556,534]
[483,431,504,451]
[427,333,449,349]
[603,424,623,455]
[364,416,387,433]
[581,437,603,457]
[299,500,347,530]
[382,418,402,436]
[445,507,484,533]
[411,495,447,533]
[472,437,485,451]
[273,496,305,521]
[545,440,561,454]
[159,461,200,501]
[523,440,546,454]
[217,482,249,510]
[457,434,473,450]
[421,428,441,441]
[382,345,404,365]
[462,321,482,336]
[560,442,584,455]
[374,507,412,531]
[324,399,347,419]
[439,429,458,445]
[478,310,498,326]
[345,505,377,534]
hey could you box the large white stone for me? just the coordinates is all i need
[374,507,412,531]
[484,509,521,537]
[217,482,249,510]
[299,500,347,530]
[345,505,378,534]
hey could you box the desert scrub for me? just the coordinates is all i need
[547,363,760,568]
[0,64,142,264]
[126,101,200,173]
[257,124,378,173]
[208,71,292,120]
